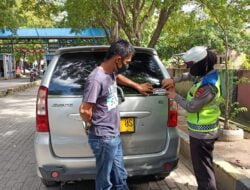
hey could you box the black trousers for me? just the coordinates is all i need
[189,136,217,190]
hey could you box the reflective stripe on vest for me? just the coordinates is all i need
[187,122,219,132]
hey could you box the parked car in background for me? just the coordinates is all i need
[34,46,180,186]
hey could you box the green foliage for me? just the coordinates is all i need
[234,76,250,85]
[220,99,248,120]
[229,102,248,120]
[163,55,184,67]
[63,0,184,46]
[64,0,120,42]
[14,43,44,64]
[242,55,250,69]
[18,0,62,27]
[0,0,23,29]
[156,0,249,60]
[0,0,62,29]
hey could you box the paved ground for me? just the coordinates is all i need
[0,78,31,90]
[0,86,198,190]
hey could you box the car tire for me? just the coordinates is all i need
[41,178,60,187]
[154,173,169,180]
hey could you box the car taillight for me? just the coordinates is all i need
[36,86,49,132]
[167,99,178,127]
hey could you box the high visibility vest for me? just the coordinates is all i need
[186,71,221,132]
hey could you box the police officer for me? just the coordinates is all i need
[162,46,221,190]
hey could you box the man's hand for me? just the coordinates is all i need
[166,87,177,99]
[116,74,153,95]
[79,102,93,122]
[79,102,93,135]
[136,83,153,95]
[162,78,174,90]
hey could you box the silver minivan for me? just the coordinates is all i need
[34,46,180,186]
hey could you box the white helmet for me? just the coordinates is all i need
[183,46,207,63]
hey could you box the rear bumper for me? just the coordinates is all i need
[34,130,180,181]
[39,159,178,182]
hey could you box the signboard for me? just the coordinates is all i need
[3,54,14,79]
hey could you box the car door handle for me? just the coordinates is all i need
[69,111,151,120]
[68,114,87,129]
[120,111,151,118]
[68,113,82,121]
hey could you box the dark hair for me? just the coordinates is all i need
[190,50,217,76]
[206,50,217,71]
[105,39,135,60]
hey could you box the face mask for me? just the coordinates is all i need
[116,61,129,74]
[185,61,194,69]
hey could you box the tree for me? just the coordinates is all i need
[63,0,184,47]
[0,0,62,30]
[155,1,249,61]
[14,43,45,74]
[195,0,249,129]
[18,0,63,27]
[0,0,23,30]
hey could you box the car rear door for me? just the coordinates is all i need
[47,49,170,158]
[119,52,170,155]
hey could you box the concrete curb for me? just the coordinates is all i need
[0,80,40,97]
[179,129,250,190]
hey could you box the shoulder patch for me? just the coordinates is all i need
[195,87,205,97]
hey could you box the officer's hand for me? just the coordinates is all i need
[166,87,177,99]
[162,79,174,90]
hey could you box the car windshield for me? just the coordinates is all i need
[48,51,164,95]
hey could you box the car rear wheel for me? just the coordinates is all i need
[154,173,169,180]
[41,178,60,187]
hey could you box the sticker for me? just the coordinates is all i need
[107,82,118,111]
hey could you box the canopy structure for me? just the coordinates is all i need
[0,28,107,57]
[0,28,106,39]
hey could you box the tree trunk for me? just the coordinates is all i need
[114,21,119,41]
[148,4,175,48]
[224,35,230,129]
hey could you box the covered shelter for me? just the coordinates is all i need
[0,28,106,78]
[0,27,106,55]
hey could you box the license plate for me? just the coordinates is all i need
[120,118,135,133]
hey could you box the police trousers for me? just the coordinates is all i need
[190,136,217,190]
